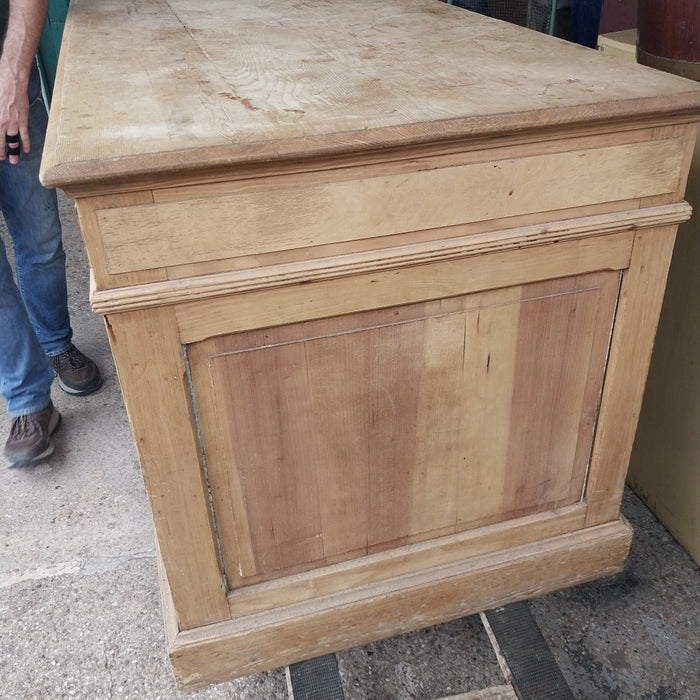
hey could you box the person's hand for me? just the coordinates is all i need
[0,0,47,165]
[0,68,31,165]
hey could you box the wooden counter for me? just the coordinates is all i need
[41,0,700,689]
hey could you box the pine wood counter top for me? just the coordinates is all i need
[41,0,700,192]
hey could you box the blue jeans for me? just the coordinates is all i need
[450,1,489,12]
[0,62,72,416]
[570,0,604,49]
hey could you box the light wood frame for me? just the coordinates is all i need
[41,0,700,689]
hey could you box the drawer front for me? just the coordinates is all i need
[96,138,685,274]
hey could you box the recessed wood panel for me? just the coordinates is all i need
[186,270,620,589]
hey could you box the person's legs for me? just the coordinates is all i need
[0,63,72,358]
[570,0,604,49]
[1,62,100,465]
[1,63,101,400]
[0,234,54,417]
[0,231,59,467]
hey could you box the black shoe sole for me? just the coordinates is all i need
[6,410,62,468]
[57,375,103,396]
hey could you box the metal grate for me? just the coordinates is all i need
[446,0,570,37]
[526,0,571,39]
[288,654,345,700]
[447,0,529,28]
[483,602,575,700]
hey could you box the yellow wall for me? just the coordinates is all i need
[628,128,700,565]
[599,30,700,564]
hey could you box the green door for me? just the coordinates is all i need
[38,0,70,104]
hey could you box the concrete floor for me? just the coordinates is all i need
[1,193,698,699]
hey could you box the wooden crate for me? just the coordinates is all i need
[41,0,700,689]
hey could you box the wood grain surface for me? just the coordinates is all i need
[187,271,620,587]
[41,0,700,189]
[40,0,700,687]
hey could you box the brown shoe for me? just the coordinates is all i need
[49,344,102,396]
[4,401,62,467]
